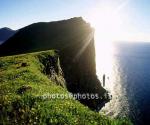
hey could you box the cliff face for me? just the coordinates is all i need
[0,17,107,109]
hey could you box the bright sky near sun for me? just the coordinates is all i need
[0,0,150,42]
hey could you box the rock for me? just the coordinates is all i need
[38,54,65,87]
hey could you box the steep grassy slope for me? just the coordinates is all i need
[0,50,132,125]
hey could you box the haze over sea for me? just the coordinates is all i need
[97,42,150,125]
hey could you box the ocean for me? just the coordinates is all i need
[96,42,150,125]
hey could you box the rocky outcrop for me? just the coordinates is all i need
[37,52,65,87]
[0,17,108,110]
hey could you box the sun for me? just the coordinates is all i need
[85,5,123,43]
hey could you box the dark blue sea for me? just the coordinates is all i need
[97,42,150,125]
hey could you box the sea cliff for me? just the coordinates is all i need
[0,17,108,109]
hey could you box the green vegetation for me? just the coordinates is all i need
[0,50,132,125]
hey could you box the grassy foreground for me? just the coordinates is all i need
[0,50,132,125]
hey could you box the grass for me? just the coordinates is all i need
[0,50,132,125]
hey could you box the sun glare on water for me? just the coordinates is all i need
[84,2,131,116]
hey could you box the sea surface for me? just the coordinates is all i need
[96,42,150,125]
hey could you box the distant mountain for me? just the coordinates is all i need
[0,17,107,109]
[0,27,16,44]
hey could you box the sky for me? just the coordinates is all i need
[0,0,150,42]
